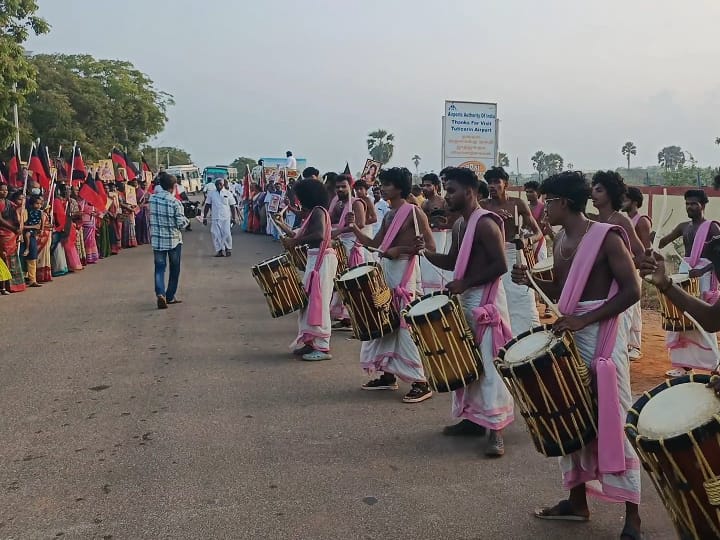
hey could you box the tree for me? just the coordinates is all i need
[621,141,637,170]
[139,146,192,167]
[22,54,174,160]
[715,137,720,146]
[411,154,421,177]
[498,152,510,168]
[230,156,257,174]
[531,151,546,179]
[544,153,564,175]
[367,129,394,165]
[657,145,685,171]
[0,1,50,146]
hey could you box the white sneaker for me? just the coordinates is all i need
[301,350,332,362]
[628,347,642,361]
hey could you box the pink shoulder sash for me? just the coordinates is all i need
[688,220,718,267]
[558,222,629,475]
[299,207,332,326]
[379,202,414,252]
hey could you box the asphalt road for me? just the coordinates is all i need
[0,223,676,540]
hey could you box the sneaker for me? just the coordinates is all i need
[402,383,433,403]
[485,430,505,457]
[29,282,42,288]
[628,347,642,361]
[442,419,487,437]
[362,375,398,391]
[0,290,9,296]
[214,251,225,257]
[301,350,332,361]
[156,295,168,309]
[666,368,691,378]
[225,250,232,257]
[292,344,315,356]
[331,319,353,331]
[167,298,183,305]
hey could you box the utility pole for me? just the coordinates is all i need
[12,83,20,154]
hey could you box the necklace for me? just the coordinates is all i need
[558,220,592,261]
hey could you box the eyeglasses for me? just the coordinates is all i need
[544,197,562,204]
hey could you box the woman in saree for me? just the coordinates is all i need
[80,198,99,264]
[106,183,122,254]
[135,179,150,245]
[36,197,53,282]
[0,188,27,292]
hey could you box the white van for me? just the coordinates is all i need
[166,165,202,193]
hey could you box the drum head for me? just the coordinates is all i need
[532,257,554,273]
[670,273,689,284]
[637,382,720,440]
[504,330,559,365]
[407,294,450,317]
[338,264,375,281]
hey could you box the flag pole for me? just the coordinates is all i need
[23,141,35,196]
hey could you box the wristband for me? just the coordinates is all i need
[657,277,673,294]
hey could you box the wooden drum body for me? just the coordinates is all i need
[531,257,554,282]
[332,239,349,277]
[403,292,482,393]
[658,273,699,331]
[286,244,308,272]
[334,263,399,341]
[251,254,308,318]
[495,325,597,457]
[626,374,720,540]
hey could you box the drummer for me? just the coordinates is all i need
[481,167,541,335]
[329,174,368,330]
[276,179,338,362]
[640,235,720,335]
[422,167,514,456]
[420,173,455,294]
[511,171,642,540]
[349,167,436,403]
[657,189,720,377]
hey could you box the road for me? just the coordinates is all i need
[0,223,675,539]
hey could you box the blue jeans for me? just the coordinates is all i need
[154,244,182,300]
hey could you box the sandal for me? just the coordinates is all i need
[620,523,643,540]
[534,499,590,522]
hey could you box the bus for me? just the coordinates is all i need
[202,165,238,187]
[166,164,202,193]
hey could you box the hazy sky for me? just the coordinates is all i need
[27,0,720,174]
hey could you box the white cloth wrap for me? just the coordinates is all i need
[502,243,540,335]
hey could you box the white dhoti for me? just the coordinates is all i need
[560,300,641,504]
[502,243,540,335]
[667,260,720,371]
[420,229,454,294]
[451,285,515,429]
[360,257,426,383]
[290,249,338,352]
[626,274,642,351]
[211,218,232,251]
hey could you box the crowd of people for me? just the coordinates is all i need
[0,170,155,296]
[241,162,720,540]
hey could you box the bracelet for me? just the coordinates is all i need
[657,277,673,293]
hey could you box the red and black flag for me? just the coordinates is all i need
[28,144,52,191]
[5,142,21,188]
[55,147,66,180]
[123,150,140,180]
[342,162,354,186]
[65,145,87,186]
[111,147,129,180]
[79,172,106,211]
[94,172,108,210]
[141,153,152,174]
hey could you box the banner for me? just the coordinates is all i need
[442,101,498,176]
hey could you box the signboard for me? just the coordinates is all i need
[259,157,308,171]
[442,101,498,176]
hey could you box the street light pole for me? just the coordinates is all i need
[12,82,20,154]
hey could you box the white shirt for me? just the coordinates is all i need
[232,182,244,200]
[176,183,187,195]
[373,199,389,236]
[206,188,237,220]
[285,156,297,170]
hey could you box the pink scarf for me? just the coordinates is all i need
[687,220,720,303]
[379,202,417,318]
[558,222,628,474]
[454,208,512,355]
[296,207,332,326]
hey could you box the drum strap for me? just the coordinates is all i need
[302,207,332,326]
[559,223,628,474]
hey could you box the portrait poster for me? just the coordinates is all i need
[360,159,381,184]
[97,159,115,183]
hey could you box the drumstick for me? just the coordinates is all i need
[514,205,522,266]
[525,267,562,318]
[352,241,385,257]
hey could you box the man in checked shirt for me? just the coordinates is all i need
[149,172,189,309]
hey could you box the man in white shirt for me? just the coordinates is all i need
[202,179,237,257]
[372,186,389,237]
[285,151,297,171]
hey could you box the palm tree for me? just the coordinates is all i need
[367,129,395,165]
[411,154,421,177]
[657,145,685,171]
[621,141,637,170]
[498,152,510,168]
[531,151,546,180]
[715,137,720,146]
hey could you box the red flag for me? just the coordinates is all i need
[123,150,140,180]
[6,143,21,188]
[38,143,53,185]
[95,173,108,209]
[65,146,87,186]
[111,148,128,180]
[29,145,51,191]
[243,166,251,201]
[79,172,105,210]
[342,162,354,187]
[141,154,152,174]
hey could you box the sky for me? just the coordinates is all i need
[26,0,720,174]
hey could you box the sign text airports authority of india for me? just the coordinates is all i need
[443,101,498,176]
